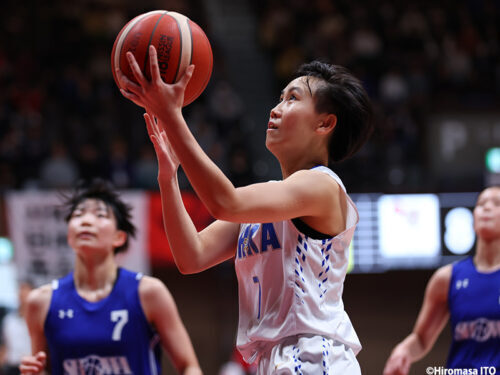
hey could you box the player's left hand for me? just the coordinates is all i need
[144,111,180,181]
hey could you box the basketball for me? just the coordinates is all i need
[111,10,213,107]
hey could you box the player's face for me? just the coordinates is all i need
[266,76,324,158]
[473,187,500,241]
[67,199,125,254]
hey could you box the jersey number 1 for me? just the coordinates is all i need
[253,276,261,320]
[111,310,129,341]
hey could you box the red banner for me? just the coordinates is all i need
[148,191,214,265]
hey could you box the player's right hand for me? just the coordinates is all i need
[19,351,47,374]
[383,349,411,375]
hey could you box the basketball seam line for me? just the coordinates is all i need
[144,11,168,77]
[115,12,153,88]
[169,12,183,84]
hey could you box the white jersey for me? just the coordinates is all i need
[234,166,361,363]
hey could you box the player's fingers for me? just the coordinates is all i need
[19,365,41,373]
[149,135,162,153]
[126,52,148,86]
[382,362,395,375]
[178,65,194,89]
[147,111,162,136]
[35,351,47,364]
[386,365,404,375]
[160,131,171,149]
[154,121,166,139]
[19,362,43,374]
[21,355,44,366]
[163,134,179,162]
[148,45,162,84]
[144,115,164,153]
[144,113,155,136]
[400,358,410,375]
[114,67,139,91]
[120,89,142,104]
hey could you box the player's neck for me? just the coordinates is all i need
[474,238,500,272]
[279,155,327,179]
[74,253,118,293]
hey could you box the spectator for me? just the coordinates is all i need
[0,281,33,375]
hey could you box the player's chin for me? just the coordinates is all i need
[73,240,108,253]
[265,139,276,157]
[265,132,280,149]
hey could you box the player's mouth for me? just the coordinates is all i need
[77,231,97,239]
[267,121,278,130]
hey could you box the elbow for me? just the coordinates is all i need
[176,262,200,275]
[206,204,226,221]
[175,256,208,275]
[205,195,239,222]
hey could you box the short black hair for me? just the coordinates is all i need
[63,179,136,254]
[295,61,374,163]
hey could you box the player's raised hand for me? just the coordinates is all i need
[144,111,180,181]
[117,45,194,119]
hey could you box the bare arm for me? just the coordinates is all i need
[383,265,451,375]
[118,48,343,226]
[19,285,52,375]
[144,112,240,274]
[139,276,202,375]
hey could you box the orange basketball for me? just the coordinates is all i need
[111,10,213,107]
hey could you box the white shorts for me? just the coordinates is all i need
[257,335,361,375]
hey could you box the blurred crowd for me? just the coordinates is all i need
[253,0,499,192]
[0,0,254,192]
[0,0,498,193]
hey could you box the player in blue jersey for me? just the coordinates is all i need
[19,179,202,375]
[116,47,373,374]
[383,186,500,374]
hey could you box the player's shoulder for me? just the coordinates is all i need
[434,264,453,281]
[427,264,452,301]
[138,275,171,300]
[137,276,176,322]
[288,168,341,191]
[27,284,53,307]
[26,284,53,324]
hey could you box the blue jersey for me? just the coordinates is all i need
[447,257,500,368]
[45,268,161,375]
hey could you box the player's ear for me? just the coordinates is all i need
[316,114,337,135]
[113,230,127,249]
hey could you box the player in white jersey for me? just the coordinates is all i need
[117,48,374,373]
